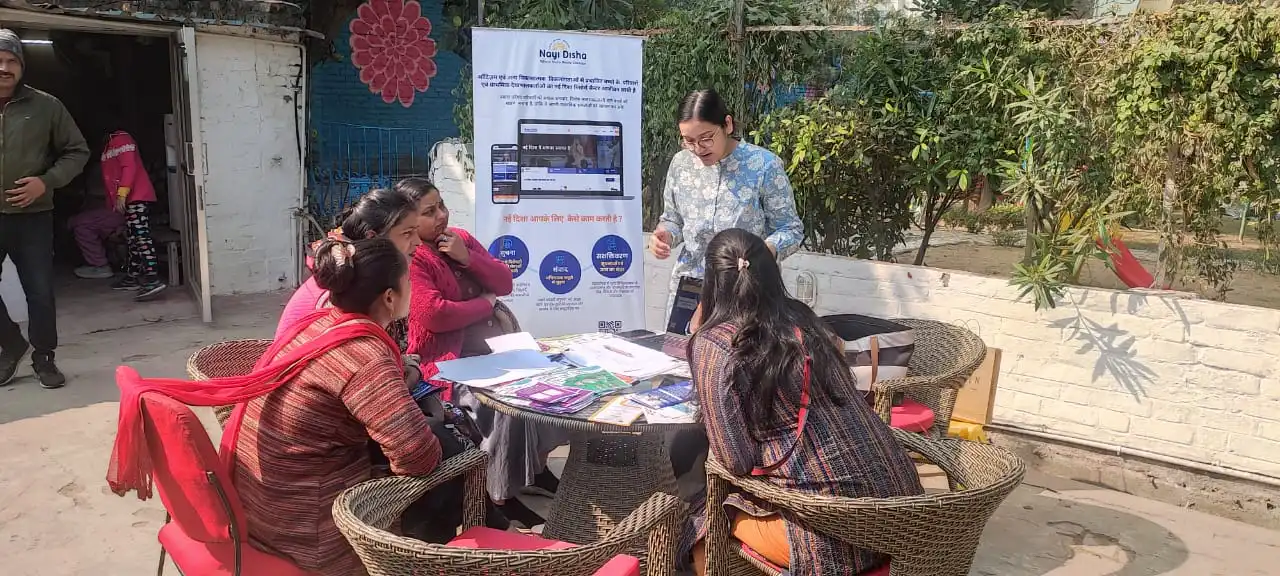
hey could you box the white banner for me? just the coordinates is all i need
[472,29,646,338]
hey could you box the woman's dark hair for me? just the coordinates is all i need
[678,89,731,127]
[337,188,416,240]
[395,177,439,202]
[690,228,848,439]
[312,237,407,314]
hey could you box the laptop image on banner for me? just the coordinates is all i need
[517,119,633,200]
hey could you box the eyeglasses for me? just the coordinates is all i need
[680,133,718,151]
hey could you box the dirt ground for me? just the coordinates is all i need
[921,229,1280,311]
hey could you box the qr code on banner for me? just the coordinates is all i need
[597,320,623,334]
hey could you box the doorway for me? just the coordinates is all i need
[0,21,210,334]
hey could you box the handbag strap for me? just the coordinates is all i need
[751,327,812,476]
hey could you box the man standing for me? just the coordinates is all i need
[0,29,90,389]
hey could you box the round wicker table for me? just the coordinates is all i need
[470,386,699,547]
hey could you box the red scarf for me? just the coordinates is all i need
[106,309,403,500]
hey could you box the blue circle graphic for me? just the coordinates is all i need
[539,250,582,295]
[488,235,530,279]
[591,234,633,279]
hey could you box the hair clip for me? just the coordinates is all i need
[332,242,356,266]
[737,257,750,271]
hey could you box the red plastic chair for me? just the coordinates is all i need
[139,392,314,576]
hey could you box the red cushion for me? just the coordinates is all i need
[890,398,935,433]
[592,554,641,576]
[139,391,247,542]
[448,526,577,551]
[448,527,639,575]
[159,522,314,576]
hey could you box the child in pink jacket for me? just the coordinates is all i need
[101,130,165,300]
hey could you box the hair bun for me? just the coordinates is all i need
[312,238,358,294]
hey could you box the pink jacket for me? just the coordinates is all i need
[100,131,157,207]
[406,228,514,377]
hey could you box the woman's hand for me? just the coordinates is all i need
[437,230,471,267]
[419,395,448,427]
[651,228,673,259]
[404,365,422,387]
[482,292,498,307]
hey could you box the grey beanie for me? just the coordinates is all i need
[0,30,24,68]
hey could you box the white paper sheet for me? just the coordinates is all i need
[485,332,541,354]
[643,402,698,424]
[563,336,685,379]
[433,350,557,389]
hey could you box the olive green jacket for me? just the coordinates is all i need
[0,85,89,214]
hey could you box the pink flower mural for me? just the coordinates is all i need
[349,0,439,108]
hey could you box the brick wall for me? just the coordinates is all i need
[646,248,1280,479]
[307,0,464,147]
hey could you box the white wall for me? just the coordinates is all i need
[433,142,1280,480]
[429,140,476,232]
[196,34,304,295]
[647,248,1280,480]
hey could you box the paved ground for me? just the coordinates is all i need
[1,285,1278,575]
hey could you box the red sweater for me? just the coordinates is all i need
[406,228,514,379]
[100,131,157,206]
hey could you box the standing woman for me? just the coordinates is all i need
[649,89,804,334]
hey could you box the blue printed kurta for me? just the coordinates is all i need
[657,141,804,313]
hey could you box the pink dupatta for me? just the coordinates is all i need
[107,309,403,500]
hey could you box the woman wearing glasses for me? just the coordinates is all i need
[649,89,803,334]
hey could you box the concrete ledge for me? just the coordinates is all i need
[990,428,1280,531]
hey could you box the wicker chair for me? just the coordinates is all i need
[703,429,1024,576]
[185,339,272,427]
[874,318,987,437]
[333,449,685,576]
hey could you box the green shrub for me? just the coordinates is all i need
[943,206,983,233]
[992,230,1022,247]
[985,203,1024,231]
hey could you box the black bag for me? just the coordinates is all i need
[823,314,916,404]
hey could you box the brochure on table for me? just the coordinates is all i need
[472,28,646,338]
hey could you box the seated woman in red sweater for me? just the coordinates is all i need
[398,177,566,528]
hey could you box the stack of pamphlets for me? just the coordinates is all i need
[490,377,598,414]
[589,396,646,426]
[642,402,697,424]
[626,380,698,424]
[488,365,633,415]
[536,365,631,393]
[627,380,693,410]
[586,379,701,426]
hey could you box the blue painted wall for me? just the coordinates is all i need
[307,0,465,216]
[308,0,464,142]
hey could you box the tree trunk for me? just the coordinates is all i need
[977,175,994,212]
[1154,144,1179,287]
[916,221,936,266]
[1023,199,1038,263]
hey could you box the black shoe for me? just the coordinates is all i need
[135,280,167,302]
[497,498,545,529]
[0,339,30,385]
[112,275,140,290]
[522,469,560,498]
[33,355,65,389]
